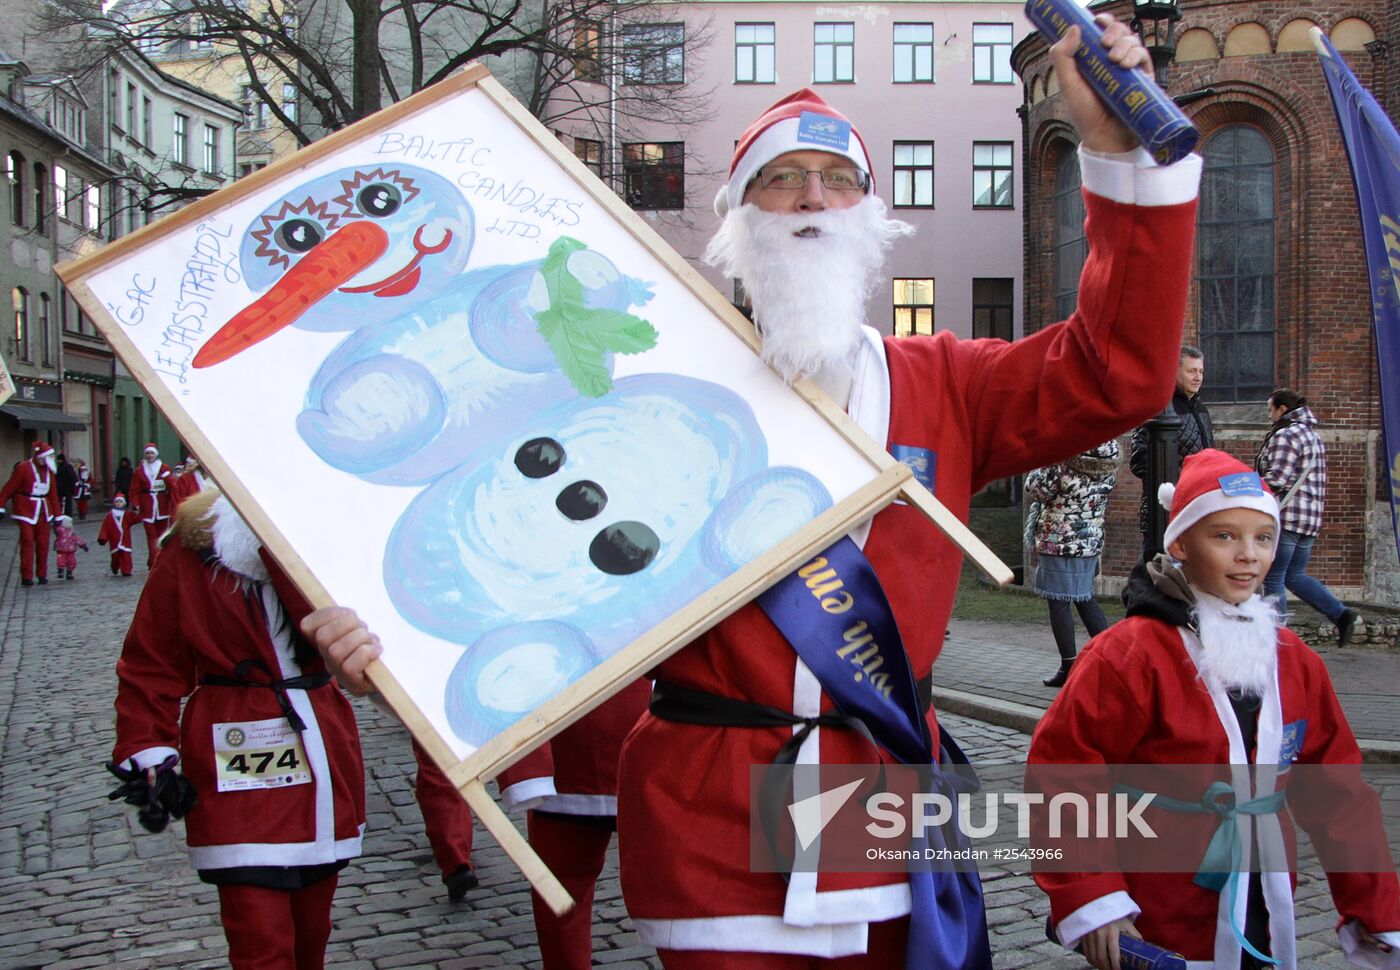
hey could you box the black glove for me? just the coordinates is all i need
[106,756,198,833]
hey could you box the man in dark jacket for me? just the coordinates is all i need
[1129,345,1213,560]
[55,454,78,517]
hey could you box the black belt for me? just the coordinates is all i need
[201,658,329,733]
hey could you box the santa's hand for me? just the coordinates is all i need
[1050,17,1151,155]
[1080,917,1142,970]
[301,606,381,696]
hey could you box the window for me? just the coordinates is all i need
[622,142,684,209]
[973,24,1014,83]
[1198,125,1276,401]
[736,23,775,83]
[240,85,268,130]
[893,142,934,207]
[108,69,119,131]
[193,15,213,48]
[622,23,685,84]
[1052,149,1086,320]
[281,83,298,123]
[814,23,854,83]
[893,278,934,336]
[573,21,602,82]
[574,137,603,177]
[86,184,100,231]
[172,113,189,165]
[893,24,934,83]
[127,187,141,234]
[126,82,137,134]
[39,293,51,365]
[972,279,1013,341]
[12,287,28,361]
[7,151,22,226]
[203,125,219,173]
[53,165,67,221]
[142,96,152,146]
[33,162,46,233]
[239,161,268,178]
[972,142,1013,208]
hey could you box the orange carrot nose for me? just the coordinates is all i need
[193,221,390,368]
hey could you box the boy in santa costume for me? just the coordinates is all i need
[304,14,1199,968]
[97,493,136,577]
[1029,450,1400,970]
[0,441,60,585]
[52,514,88,579]
[130,442,174,569]
[108,488,366,969]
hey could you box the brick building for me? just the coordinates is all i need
[1013,0,1400,606]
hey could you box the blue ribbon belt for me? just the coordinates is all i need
[758,536,993,970]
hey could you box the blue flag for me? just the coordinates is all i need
[1316,29,1400,563]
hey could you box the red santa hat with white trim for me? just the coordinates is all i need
[1158,449,1280,549]
[31,442,54,460]
[713,88,874,217]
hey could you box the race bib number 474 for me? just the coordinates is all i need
[213,718,312,792]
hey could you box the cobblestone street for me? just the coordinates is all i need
[0,518,1394,968]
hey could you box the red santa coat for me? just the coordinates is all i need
[98,508,136,552]
[617,154,1204,957]
[1029,615,1400,969]
[170,470,206,510]
[131,460,174,523]
[112,490,365,871]
[0,460,60,524]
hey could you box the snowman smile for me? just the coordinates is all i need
[340,225,454,297]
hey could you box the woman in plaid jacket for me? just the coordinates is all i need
[1254,388,1360,645]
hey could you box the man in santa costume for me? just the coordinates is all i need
[109,488,366,968]
[170,455,209,510]
[97,492,137,577]
[1028,450,1400,969]
[130,442,174,568]
[302,13,1197,967]
[0,442,61,586]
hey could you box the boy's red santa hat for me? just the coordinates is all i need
[1159,449,1279,548]
[714,88,874,217]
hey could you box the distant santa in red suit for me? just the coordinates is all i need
[169,455,208,510]
[130,442,174,568]
[97,492,137,577]
[0,442,61,585]
[110,488,365,968]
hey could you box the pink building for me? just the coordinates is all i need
[546,2,1030,339]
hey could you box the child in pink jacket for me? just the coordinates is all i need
[53,515,88,580]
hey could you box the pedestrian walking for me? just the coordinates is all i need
[107,488,365,969]
[114,456,133,499]
[130,443,174,569]
[74,458,92,519]
[52,514,88,580]
[1254,388,1361,645]
[55,453,77,517]
[97,493,136,577]
[0,442,60,586]
[1024,440,1118,687]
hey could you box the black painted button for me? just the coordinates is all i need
[589,522,659,575]
[556,480,607,520]
[514,437,565,478]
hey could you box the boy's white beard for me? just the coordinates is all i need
[703,197,914,384]
[1193,592,1280,696]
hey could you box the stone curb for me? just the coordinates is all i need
[932,687,1399,764]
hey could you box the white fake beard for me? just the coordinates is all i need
[209,495,269,582]
[142,458,160,479]
[1193,592,1280,696]
[703,196,914,384]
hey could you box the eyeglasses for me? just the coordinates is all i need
[753,166,869,192]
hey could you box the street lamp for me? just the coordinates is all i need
[1131,0,1185,560]
[1130,0,1183,86]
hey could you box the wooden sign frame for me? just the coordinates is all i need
[58,64,1010,912]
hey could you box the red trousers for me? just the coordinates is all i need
[15,518,51,582]
[529,811,614,970]
[657,915,910,969]
[411,738,474,877]
[142,519,166,567]
[216,875,339,970]
[76,498,89,518]
[109,550,133,576]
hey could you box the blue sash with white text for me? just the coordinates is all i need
[757,536,993,970]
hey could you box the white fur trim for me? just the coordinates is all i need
[1079,145,1203,206]
[1163,488,1279,550]
[635,915,870,957]
[1157,481,1176,511]
[187,827,364,869]
[209,496,270,581]
[1055,891,1141,950]
[717,117,873,216]
[533,792,617,815]
[500,777,557,814]
[126,746,181,771]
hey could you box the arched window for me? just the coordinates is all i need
[1198,125,1276,400]
[1053,147,1086,320]
[32,162,46,233]
[7,151,23,226]
[39,293,51,365]
[12,287,29,362]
